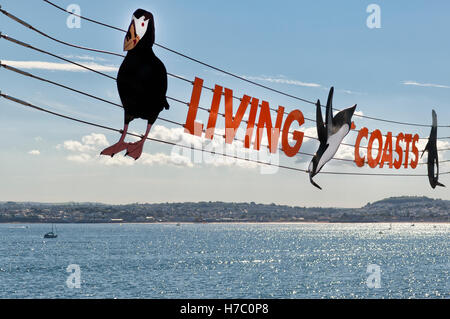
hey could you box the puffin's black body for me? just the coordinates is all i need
[101,9,169,160]
[117,33,169,124]
[422,110,445,189]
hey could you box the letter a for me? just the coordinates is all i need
[66,4,82,29]
[366,264,381,289]
[366,4,381,29]
[66,264,81,289]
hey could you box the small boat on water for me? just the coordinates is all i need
[44,224,57,239]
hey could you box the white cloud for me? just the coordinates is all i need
[61,131,194,168]
[2,60,119,73]
[141,152,194,168]
[402,81,450,89]
[67,153,92,163]
[301,126,318,143]
[99,155,135,167]
[336,89,364,95]
[81,133,109,147]
[28,150,40,156]
[62,54,108,62]
[242,75,321,88]
[58,129,282,171]
[239,75,362,96]
[334,145,356,161]
[63,140,95,152]
[62,133,110,152]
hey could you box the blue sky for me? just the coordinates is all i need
[1,0,450,207]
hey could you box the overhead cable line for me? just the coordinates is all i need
[3,7,450,143]
[0,62,359,164]
[0,61,440,166]
[2,91,446,177]
[41,0,450,128]
[3,33,450,157]
[0,7,317,122]
[0,34,323,141]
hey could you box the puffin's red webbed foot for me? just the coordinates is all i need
[125,123,152,160]
[100,140,130,157]
[125,139,146,160]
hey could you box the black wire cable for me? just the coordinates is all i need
[4,7,450,142]
[0,34,323,141]
[0,8,197,87]
[0,36,446,155]
[41,0,450,128]
[0,62,359,164]
[0,8,317,121]
[2,91,446,177]
[2,54,447,167]
[0,33,116,80]
[0,60,396,165]
[0,7,446,174]
[3,33,450,158]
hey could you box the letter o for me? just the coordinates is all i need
[367,130,383,168]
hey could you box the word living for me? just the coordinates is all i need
[184,77,306,158]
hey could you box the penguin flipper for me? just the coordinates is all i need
[316,99,327,143]
[309,175,322,190]
[431,109,437,128]
[420,149,426,159]
[421,141,430,159]
[326,87,334,138]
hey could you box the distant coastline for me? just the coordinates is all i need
[4,221,447,225]
[1,196,449,223]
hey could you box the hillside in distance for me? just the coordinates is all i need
[0,196,448,223]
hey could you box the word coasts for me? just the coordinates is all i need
[354,128,420,169]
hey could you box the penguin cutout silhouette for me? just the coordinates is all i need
[421,110,445,189]
[308,87,357,189]
[100,9,169,160]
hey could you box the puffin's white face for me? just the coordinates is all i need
[133,15,150,40]
[124,15,151,51]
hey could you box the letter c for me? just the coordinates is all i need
[354,127,369,167]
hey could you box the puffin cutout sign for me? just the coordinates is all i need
[422,110,445,189]
[101,9,169,160]
[308,87,356,189]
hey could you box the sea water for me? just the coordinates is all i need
[0,223,448,298]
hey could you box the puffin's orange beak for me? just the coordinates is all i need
[124,20,140,51]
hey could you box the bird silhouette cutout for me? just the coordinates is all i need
[422,110,445,189]
[101,9,169,160]
[308,87,356,189]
